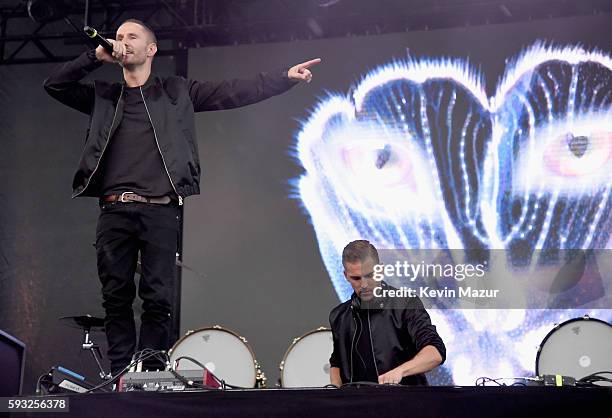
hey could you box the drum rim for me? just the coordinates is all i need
[279,326,331,387]
[535,316,612,376]
[169,324,256,359]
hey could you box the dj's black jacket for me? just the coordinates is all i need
[329,282,446,385]
[43,49,297,200]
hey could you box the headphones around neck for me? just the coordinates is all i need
[351,281,388,312]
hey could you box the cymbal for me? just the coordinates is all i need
[59,314,105,331]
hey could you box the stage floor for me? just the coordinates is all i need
[9,385,612,418]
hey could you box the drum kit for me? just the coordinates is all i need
[58,314,611,388]
[168,325,334,388]
[58,316,334,388]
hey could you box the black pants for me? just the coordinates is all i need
[95,201,180,376]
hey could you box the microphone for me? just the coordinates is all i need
[83,26,113,54]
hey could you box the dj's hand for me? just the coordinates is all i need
[378,368,403,385]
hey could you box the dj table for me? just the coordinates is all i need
[11,385,612,418]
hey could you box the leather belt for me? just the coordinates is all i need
[102,192,172,205]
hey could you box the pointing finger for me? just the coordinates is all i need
[298,58,322,69]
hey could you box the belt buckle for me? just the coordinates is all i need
[119,191,136,203]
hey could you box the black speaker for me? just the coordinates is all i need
[0,329,26,396]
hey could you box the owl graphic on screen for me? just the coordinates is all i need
[294,43,611,384]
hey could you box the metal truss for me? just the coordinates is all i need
[0,0,610,65]
[0,1,201,65]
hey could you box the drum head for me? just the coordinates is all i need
[536,317,612,383]
[170,327,257,388]
[281,328,333,388]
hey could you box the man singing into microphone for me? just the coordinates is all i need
[43,18,320,377]
[329,240,446,386]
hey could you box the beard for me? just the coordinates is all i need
[122,52,147,69]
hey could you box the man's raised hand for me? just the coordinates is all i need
[288,58,322,83]
[95,39,126,65]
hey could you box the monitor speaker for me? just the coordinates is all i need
[0,329,26,396]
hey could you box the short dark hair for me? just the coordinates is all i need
[342,240,379,266]
[120,18,157,43]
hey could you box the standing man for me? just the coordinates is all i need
[329,240,446,386]
[44,18,320,377]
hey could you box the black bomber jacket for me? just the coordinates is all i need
[43,49,298,201]
[329,282,447,385]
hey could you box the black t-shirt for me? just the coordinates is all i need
[98,86,174,197]
[352,308,379,383]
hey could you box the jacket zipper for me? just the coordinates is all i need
[350,313,358,383]
[367,310,380,378]
[139,86,183,205]
[73,85,124,198]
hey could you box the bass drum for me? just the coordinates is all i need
[169,325,266,388]
[279,327,333,388]
[536,316,612,384]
